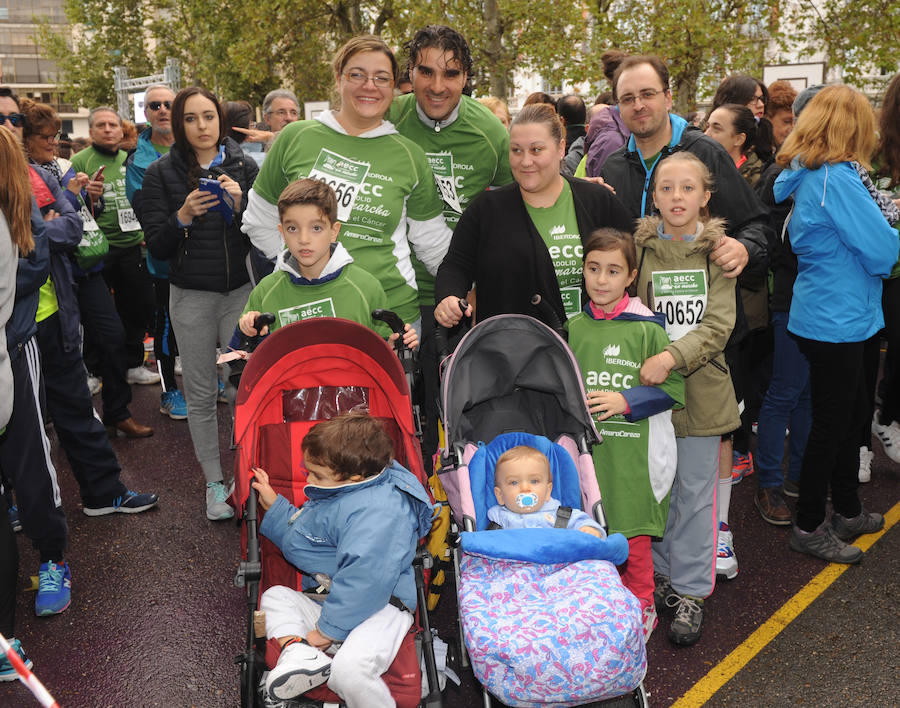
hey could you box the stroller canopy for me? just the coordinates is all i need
[442,314,600,449]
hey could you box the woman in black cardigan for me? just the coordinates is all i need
[142,86,258,522]
[434,103,633,329]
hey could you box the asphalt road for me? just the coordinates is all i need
[3,379,899,707]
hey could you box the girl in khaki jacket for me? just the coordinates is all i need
[633,152,739,647]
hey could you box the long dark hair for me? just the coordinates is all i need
[877,72,900,189]
[716,104,758,157]
[712,75,774,163]
[171,86,226,189]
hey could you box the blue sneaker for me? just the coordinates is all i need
[36,561,71,616]
[0,638,33,681]
[160,389,188,420]
[8,505,22,533]
[217,377,228,404]
[82,490,159,516]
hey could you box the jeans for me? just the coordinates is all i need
[755,312,811,488]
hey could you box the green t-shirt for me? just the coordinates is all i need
[566,311,684,537]
[387,94,514,306]
[70,147,143,248]
[251,119,445,324]
[242,262,391,339]
[524,180,583,318]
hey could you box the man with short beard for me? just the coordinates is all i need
[125,84,188,421]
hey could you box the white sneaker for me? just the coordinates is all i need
[871,411,900,464]
[174,356,183,376]
[205,481,234,521]
[715,522,739,580]
[641,603,657,642]
[266,641,332,700]
[126,366,161,385]
[858,445,874,483]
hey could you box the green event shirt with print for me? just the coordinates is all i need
[524,180,583,318]
[251,120,444,324]
[70,147,143,248]
[242,263,391,339]
[567,313,684,537]
[386,94,514,306]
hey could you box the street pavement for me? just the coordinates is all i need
[3,380,898,707]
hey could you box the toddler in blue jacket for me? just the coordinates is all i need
[252,413,434,706]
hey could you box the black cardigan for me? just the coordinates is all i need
[142,137,258,293]
[435,175,634,326]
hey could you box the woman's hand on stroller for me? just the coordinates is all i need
[435,295,472,327]
[586,391,628,421]
[388,323,418,351]
[251,467,277,510]
[239,310,270,337]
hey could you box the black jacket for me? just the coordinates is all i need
[601,125,770,288]
[757,161,796,313]
[435,175,634,327]
[142,137,258,292]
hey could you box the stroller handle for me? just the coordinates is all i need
[434,298,470,361]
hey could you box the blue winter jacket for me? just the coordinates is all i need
[774,161,899,342]
[7,202,49,361]
[259,461,434,641]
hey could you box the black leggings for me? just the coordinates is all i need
[153,277,179,392]
[794,336,866,532]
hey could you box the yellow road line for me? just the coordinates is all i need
[671,501,900,708]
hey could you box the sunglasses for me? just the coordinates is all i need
[0,112,25,127]
[147,101,172,111]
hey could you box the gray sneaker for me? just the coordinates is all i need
[653,573,675,613]
[666,593,704,646]
[206,481,234,521]
[831,507,884,541]
[790,522,862,564]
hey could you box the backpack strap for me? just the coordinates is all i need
[555,506,573,528]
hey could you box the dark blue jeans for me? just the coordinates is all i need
[756,312,811,488]
[76,271,133,425]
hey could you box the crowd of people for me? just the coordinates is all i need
[1,21,899,704]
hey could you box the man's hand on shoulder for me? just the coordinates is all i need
[710,235,749,278]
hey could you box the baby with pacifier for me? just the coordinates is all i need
[487,445,604,537]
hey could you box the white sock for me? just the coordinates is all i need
[718,477,732,527]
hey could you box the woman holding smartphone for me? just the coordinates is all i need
[142,86,259,521]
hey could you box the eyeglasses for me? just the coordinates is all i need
[147,100,172,111]
[342,71,393,88]
[0,112,24,127]
[750,94,765,104]
[268,108,299,118]
[35,131,61,142]
[617,88,667,107]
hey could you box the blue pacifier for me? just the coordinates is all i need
[515,492,539,509]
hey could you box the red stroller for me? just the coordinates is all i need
[231,316,442,707]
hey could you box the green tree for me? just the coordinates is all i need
[36,0,154,108]
[592,0,783,112]
[783,0,900,94]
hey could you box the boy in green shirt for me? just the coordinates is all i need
[237,179,418,349]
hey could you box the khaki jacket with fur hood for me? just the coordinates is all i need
[634,217,740,437]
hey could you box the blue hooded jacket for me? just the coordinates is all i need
[259,461,434,641]
[774,160,898,342]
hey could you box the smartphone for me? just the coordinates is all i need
[198,177,235,223]
[91,165,105,181]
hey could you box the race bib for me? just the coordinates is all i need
[117,206,140,232]
[278,298,336,326]
[651,269,707,341]
[560,286,582,319]
[426,151,463,213]
[308,149,371,222]
[79,203,99,232]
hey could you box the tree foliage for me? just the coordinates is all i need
[783,0,900,95]
[36,0,155,108]
[592,0,782,112]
